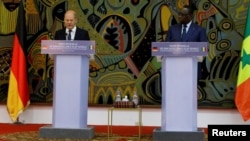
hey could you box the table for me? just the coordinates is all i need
[107,107,142,140]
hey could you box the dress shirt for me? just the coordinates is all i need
[66,26,76,40]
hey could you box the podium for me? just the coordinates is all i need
[151,42,208,141]
[39,40,95,139]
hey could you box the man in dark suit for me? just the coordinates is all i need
[52,9,93,60]
[165,5,207,42]
[165,4,207,80]
[54,10,90,40]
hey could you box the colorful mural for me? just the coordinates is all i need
[0,0,248,108]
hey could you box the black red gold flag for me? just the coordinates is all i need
[7,0,30,122]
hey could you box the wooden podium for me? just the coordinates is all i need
[39,40,95,139]
[151,42,208,141]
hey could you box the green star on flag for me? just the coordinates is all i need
[235,5,250,121]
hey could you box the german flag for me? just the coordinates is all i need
[235,6,250,121]
[7,1,30,122]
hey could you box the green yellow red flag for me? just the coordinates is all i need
[235,6,250,121]
[7,1,30,122]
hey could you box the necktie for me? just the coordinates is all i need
[68,30,72,40]
[182,24,187,41]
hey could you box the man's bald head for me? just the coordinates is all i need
[64,10,77,30]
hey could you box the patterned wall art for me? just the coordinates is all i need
[0,0,248,108]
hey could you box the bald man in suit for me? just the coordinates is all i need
[165,5,207,80]
[52,10,94,60]
[54,10,90,40]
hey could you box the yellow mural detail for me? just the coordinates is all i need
[0,0,18,34]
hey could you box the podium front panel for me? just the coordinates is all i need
[40,40,95,129]
[161,57,197,131]
[52,55,89,128]
[151,42,208,132]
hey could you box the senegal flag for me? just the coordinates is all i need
[7,1,30,122]
[235,6,250,121]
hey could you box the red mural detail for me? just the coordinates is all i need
[197,6,217,24]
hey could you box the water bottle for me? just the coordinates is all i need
[115,90,121,102]
[132,90,138,106]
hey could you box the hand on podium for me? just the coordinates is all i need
[88,54,95,61]
[197,56,204,62]
[156,56,162,62]
[49,54,54,60]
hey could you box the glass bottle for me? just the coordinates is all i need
[115,90,121,102]
[132,90,138,106]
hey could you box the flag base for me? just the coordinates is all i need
[13,121,23,125]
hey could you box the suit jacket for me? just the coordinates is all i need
[54,27,90,40]
[165,22,207,80]
[165,22,207,42]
